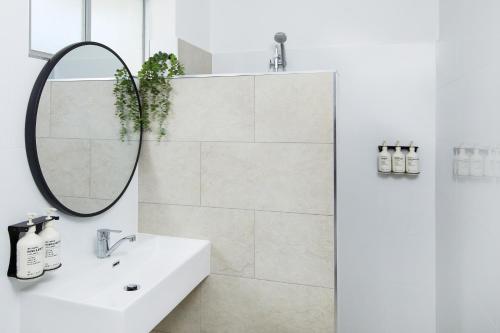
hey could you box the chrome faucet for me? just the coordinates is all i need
[96,229,136,258]
[269,32,287,72]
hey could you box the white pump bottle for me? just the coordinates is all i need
[378,141,392,173]
[39,208,61,270]
[392,141,405,173]
[16,213,45,279]
[406,142,420,174]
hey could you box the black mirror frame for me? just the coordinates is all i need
[25,41,142,218]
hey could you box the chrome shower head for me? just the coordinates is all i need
[274,32,287,44]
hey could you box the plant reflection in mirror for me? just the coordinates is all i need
[114,52,184,141]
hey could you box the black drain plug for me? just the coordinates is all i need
[124,284,140,291]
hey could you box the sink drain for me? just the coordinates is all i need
[124,284,140,291]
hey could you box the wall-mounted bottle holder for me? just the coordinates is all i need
[7,216,61,280]
[378,145,419,153]
[453,145,500,180]
[378,144,420,176]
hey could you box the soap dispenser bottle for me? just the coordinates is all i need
[494,146,500,178]
[484,148,495,177]
[39,208,61,271]
[378,141,392,173]
[16,213,45,279]
[392,141,405,173]
[470,146,484,177]
[406,142,420,174]
[456,145,470,176]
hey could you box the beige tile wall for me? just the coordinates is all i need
[140,73,335,333]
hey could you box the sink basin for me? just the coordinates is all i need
[19,233,210,333]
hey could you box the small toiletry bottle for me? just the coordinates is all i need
[392,141,405,173]
[16,213,45,279]
[470,146,484,177]
[484,148,495,177]
[456,145,470,176]
[494,146,500,178]
[406,142,420,174]
[378,141,392,173]
[39,208,61,271]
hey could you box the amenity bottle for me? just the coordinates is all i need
[392,141,405,173]
[17,213,45,279]
[378,141,392,173]
[39,208,61,271]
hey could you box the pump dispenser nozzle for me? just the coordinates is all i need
[46,208,57,220]
[27,213,37,226]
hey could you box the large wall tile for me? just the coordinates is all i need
[201,142,334,215]
[139,141,200,205]
[200,275,335,333]
[155,285,202,333]
[37,138,90,197]
[140,203,254,278]
[255,211,334,288]
[255,73,334,143]
[201,143,256,210]
[254,143,334,215]
[90,140,139,200]
[154,76,254,142]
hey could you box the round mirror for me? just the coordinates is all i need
[25,42,142,217]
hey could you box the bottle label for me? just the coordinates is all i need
[470,160,484,177]
[406,157,419,173]
[393,156,405,172]
[379,156,391,172]
[17,245,44,278]
[495,160,500,177]
[457,160,470,176]
[44,239,61,270]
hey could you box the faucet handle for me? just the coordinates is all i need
[97,229,121,240]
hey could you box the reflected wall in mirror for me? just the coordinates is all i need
[26,42,142,217]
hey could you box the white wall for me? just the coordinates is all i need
[437,1,500,332]
[92,0,144,74]
[208,1,438,333]
[31,0,83,54]
[336,43,436,333]
[176,0,210,51]
[145,0,211,58]
[0,2,138,332]
[146,0,178,56]
[210,0,437,54]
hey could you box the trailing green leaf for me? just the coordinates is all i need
[114,52,184,141]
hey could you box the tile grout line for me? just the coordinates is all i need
[199,141,202,207]
[253,209,256,280]
[138,201,334,217]
[147,139,334,145]
[252,76,256,283]
[253,75,256,143]
[211,272,335,291]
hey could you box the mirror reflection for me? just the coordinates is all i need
[35,44,140,215]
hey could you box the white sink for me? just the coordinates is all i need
[19,233,210,333]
